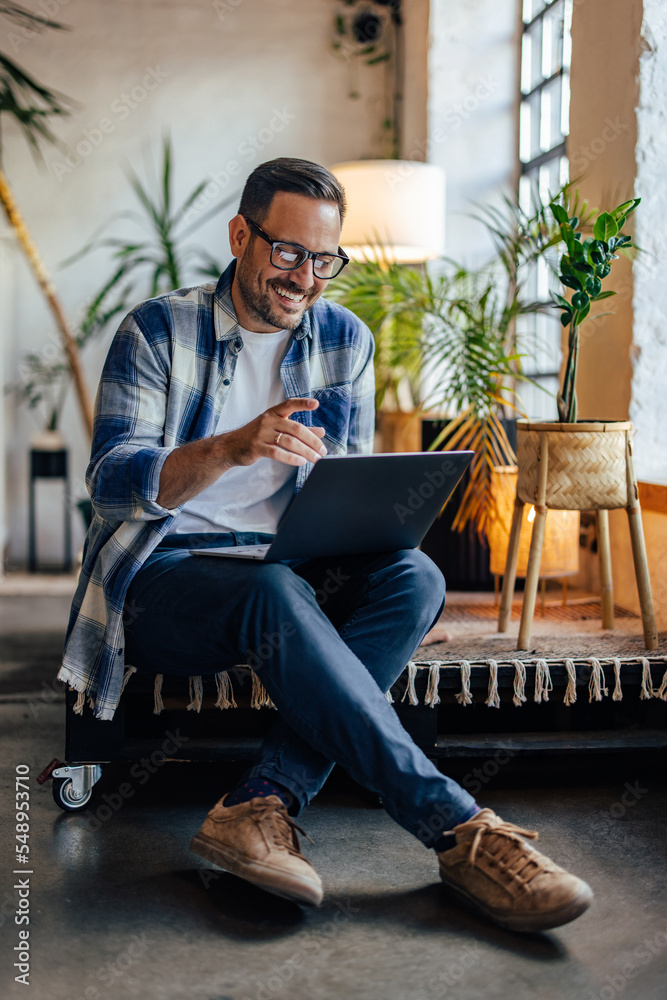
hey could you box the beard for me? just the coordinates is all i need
[234,240,319,330]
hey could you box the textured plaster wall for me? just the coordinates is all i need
[631,0,667,484]
[568,0,641,423]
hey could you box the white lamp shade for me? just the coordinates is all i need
[330,160,445,263]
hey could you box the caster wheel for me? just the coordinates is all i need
[52,777,94,812]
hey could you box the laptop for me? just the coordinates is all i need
[190,450,473,562]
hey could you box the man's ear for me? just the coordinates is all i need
[228,214,251,259]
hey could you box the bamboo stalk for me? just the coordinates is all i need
[0,167,94,440]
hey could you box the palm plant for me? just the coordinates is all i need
[0,2,94,436]
[327,250,424,411]
[66,136,233,328]
[327,187,572,537]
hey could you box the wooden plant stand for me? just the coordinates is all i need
[498,420,658,650]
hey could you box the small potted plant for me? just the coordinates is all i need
[499,198,658,650]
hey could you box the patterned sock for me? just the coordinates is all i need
[432,804,481,853]
[224,778,294,813]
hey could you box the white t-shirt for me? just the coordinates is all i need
[167,325,296,535]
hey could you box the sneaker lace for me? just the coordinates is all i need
[255,800,314,858]
[445,812,547,885]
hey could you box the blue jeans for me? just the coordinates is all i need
[124,532,477,847]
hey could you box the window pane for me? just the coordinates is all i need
[518,0,570,419]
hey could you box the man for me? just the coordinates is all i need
[60,157,592,932]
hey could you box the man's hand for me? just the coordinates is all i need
[223,397,327,468]
[156,397,326,510]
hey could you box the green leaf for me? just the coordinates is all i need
[593,289,617,300]
[560,312,572,327]
[550,203,569,226]
[585,274,602,297]
[597,262,611,278]
[572,290,589,310]
[593,212,618,242]
[569,240,585,260]
[560,273,582,291]
[614,234,632,248]
[577,299,591,322]
[551,292,572,310]
[571,259,593,274]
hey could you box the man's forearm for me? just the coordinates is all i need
[157,436,233,509]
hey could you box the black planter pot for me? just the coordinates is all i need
[419,418,519,591]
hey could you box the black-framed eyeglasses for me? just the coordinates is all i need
[244,217,349,280]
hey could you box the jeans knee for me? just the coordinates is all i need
[245,563,315,612]
[403,549,446,617]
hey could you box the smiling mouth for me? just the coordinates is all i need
[272,284,307,307]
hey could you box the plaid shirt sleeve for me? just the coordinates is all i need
[347,319,375,456]
[86,309,181,523]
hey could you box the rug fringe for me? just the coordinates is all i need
[588,658,608,702]
[534,659,552,704]
[612,658,623,701]
[215,671,237,710]
[455,660,473,706]
[639,657,654,700]
[401,661,419,706]
[425,663,441,707]
[485,659,500,709]
[153,674,165,715]
[564,659,577,706]
[511,660,527,707]
[187,675,203,712]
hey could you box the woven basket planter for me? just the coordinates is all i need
[516,420,632,510]
[500,419,657,651]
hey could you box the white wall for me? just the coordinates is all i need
[426,0,519,268]
[1,0,388,566]
[631,0,667,484]
[0,231,11,569]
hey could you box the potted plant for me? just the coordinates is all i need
[498,198,658,650]
[327,186,567,539]
[0,4,94,438]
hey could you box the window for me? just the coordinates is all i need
[517,0,572,419]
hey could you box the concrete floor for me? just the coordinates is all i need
[1,594,666,1000]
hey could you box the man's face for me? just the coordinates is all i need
[230,191,342,332]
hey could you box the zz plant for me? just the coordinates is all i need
[550,198,640,423]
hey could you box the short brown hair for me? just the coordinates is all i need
[238,157,346,225]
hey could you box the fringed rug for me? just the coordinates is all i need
[401,596,667,710]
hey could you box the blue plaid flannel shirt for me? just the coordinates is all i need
[58,261,375,720]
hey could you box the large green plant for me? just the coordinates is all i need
[0,3,95,435]
[549,198,640,422]
[11,137,232,431]
[67,136,233,331]
[328,189,566,537]
[326,251,425,411]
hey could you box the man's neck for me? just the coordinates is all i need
[230,277,281,334]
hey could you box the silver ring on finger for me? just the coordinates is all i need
[274,431,283,447]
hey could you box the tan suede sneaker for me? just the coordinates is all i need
[438,808,593,932]
[189,795,323,906]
